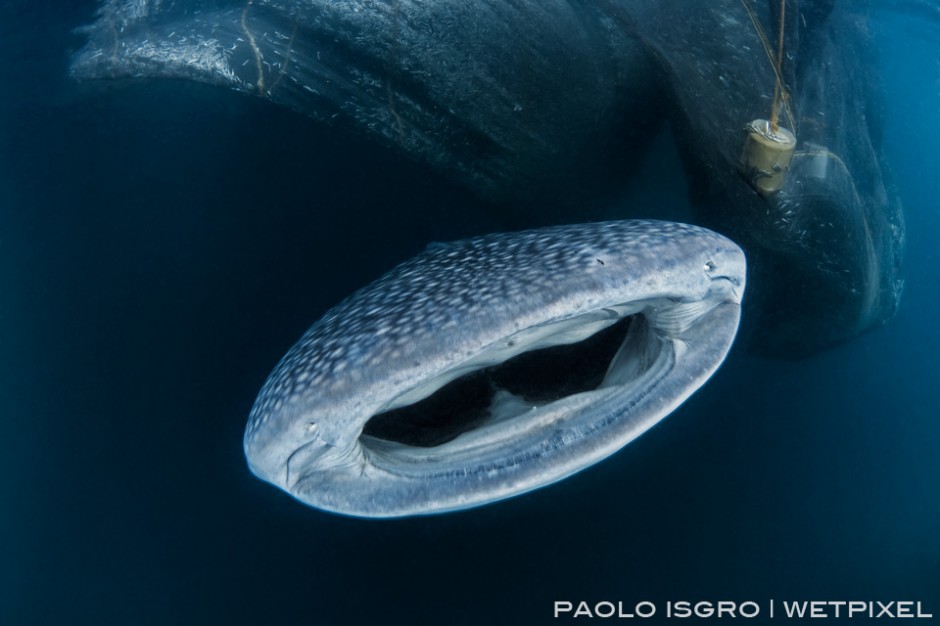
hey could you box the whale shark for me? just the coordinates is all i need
[244,220,745,517]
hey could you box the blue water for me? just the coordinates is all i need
[1,2,937,624]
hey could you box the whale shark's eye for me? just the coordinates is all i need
[703,260,716,273]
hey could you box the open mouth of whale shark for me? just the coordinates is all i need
[332,293,738,480]
[363,313,646,449]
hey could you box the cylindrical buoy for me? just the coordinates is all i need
[740,119,797,196]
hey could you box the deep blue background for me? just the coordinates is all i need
[1,3,937,624]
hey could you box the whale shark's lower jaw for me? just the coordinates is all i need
[296,299,740,518]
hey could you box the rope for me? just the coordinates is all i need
[770,0,786,131]
[739,0,796,132]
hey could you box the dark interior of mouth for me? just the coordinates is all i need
[362,315,637,447]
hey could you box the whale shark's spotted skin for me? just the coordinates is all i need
[244,220,745,518]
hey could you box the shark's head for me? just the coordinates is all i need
[244,220,745,517]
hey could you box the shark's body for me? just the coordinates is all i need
[244,220,745,517]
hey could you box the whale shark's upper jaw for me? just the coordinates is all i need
[243,220,746,518]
